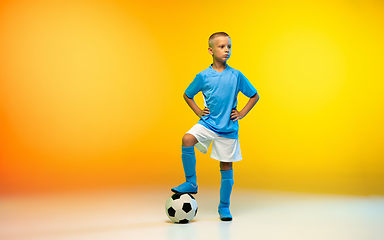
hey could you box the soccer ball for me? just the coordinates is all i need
[165,193,198,223]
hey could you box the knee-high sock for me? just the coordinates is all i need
[219,169,234,209]
[182,146,197,185]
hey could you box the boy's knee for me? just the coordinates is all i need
[182,134,197,147]
[220,162,233,171]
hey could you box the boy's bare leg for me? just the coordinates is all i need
[182,133,198,147]
[171,134,199,194]
[219,161,234,221]
[220,162,233,171]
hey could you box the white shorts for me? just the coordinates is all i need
[186,124,242,162]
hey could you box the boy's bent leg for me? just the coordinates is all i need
[171,134,199,194]
[218,163,234,221]
[171,146,198,194]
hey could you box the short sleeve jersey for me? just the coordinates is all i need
[185,64,257,139]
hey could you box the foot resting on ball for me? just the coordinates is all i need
[218,207,232,221]
[171,182,198,194]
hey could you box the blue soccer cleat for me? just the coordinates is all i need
[171,182,198,194]
[218,207,232,221]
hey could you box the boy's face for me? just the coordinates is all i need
[208,36,231,64]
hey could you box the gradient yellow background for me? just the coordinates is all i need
[1,0,383,195]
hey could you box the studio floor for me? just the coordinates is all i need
[1,186,383,240]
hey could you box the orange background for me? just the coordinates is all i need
[1,0,383,195]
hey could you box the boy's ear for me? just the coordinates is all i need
[208,47,213,56]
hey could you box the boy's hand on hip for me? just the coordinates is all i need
[231,109,243,121]
[198,107,210,118]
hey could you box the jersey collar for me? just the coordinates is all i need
[209,63,229,73]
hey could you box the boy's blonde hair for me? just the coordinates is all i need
[209,32,230,47]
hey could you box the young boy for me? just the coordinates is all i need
[171,32,259,221]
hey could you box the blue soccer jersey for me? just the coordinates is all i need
[185,64,257,139]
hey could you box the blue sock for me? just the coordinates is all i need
[182,146,197,185]
[219,169,234,209]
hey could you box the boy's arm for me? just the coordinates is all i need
[183,93,210,118]
[231,93,259,121]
